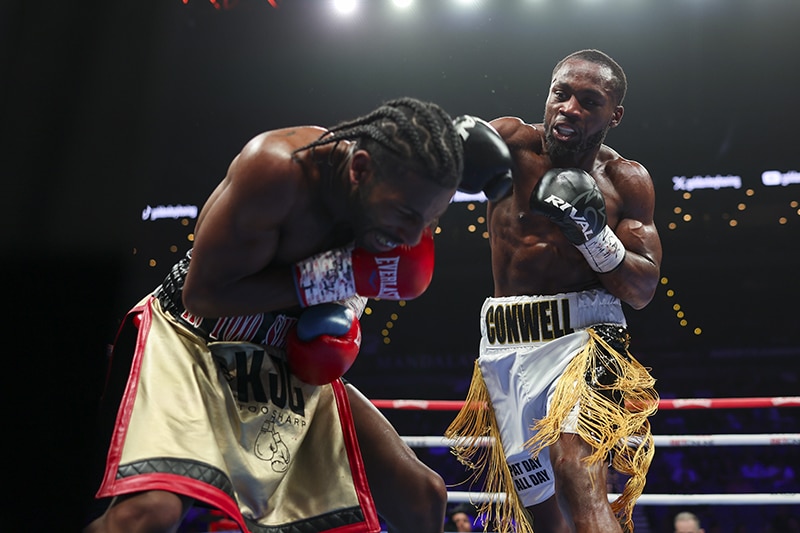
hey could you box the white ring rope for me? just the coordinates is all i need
[372,396,800,411]
[390,398,800,508]
[446,491,800,505]
[409,434,800,506]
[402,433,800,448]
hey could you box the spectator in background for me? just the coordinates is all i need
[446,503,478,532]
[674,511,705,533]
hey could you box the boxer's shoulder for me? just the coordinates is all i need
[490,117,544,154]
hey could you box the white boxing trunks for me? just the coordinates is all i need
[446,289,657,533]
[478,289,627,506]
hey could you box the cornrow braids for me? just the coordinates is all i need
[294,97,464,189]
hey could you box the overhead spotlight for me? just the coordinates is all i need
[332,0,357,15]
[393,0,413,7]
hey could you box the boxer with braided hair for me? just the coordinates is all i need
[84,97,470,533]
[295,97,463,188]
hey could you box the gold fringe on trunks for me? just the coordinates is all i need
[444,360,533,533]
[444,328,658,533]
[526,327,658,532]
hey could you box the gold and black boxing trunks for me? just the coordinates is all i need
[95,291,379,532]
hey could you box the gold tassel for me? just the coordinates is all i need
[444,361,534,533]
[525,327,658,532]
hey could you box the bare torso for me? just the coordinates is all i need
[195,127,355,263]
[488,117,659,306]
[184,126,357,317]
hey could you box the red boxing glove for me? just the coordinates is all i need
[286,303,362,385]
[293,228,435,307]
[352,227,435,300]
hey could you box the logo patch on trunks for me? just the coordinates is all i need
[509,456,552,492]
[485,298,573,345]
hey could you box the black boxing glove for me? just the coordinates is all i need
[530,168,626,273]
[453,115,513,201]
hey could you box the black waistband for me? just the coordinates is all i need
[154,250,296,345]
[154,250,193,320]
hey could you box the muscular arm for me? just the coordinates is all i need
[490,116,534,156]
[486,117,662,307]
[600,159,662,310]
[485,116,545,236]
[182,131,304,317]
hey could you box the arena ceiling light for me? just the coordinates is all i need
[332,0,358,15]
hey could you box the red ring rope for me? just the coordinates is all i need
[370,396,800,411]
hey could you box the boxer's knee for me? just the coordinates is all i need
[88,491,190,533]
[550,435,610,501]
[385,464,447,533]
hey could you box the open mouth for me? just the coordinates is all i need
[553,123,577,142]
[371,231,400,252]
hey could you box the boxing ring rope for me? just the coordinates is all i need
[371,396,800,411]
[400,433,800,448]
[445,492,800,505]
[373,396,800,507]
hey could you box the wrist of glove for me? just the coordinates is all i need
[337,295,368,318]
[575,224,626,273]
[293,245,357,308]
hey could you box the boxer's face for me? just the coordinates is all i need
[354,168,454,253]
[543,58,623,161]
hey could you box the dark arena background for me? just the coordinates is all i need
[4,1,799,531]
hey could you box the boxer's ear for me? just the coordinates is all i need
[609,105,624,128]
[350,149,373,185]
